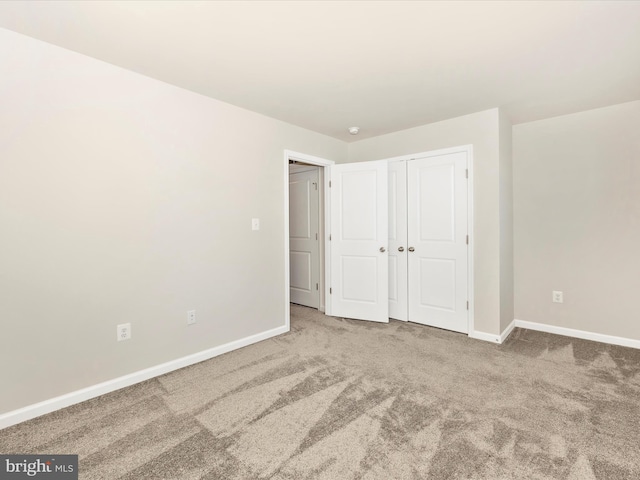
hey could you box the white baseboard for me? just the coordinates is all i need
[500,319,516,343]
[469,319,516,345]
[514,319,640,350]
[468,330,501,344]
[0,324,289,430]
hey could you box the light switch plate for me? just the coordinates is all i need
[252,218,260,231]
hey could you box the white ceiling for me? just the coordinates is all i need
[1,1,639,141]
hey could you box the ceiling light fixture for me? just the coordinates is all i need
[348,127,360,135]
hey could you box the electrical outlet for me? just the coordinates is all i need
[187,310,196,325]
[252,218,260,231]
[552,291,563,303]
[117,323,131,341]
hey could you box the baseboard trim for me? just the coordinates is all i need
[500,319,516,343]
[514,319,640,350]
[468,330,501,344]
[468,319,516,345]
[0,324,289,430]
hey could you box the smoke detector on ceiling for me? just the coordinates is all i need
[348,127,360,135]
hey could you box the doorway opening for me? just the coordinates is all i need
[289,162,322,310]
[284,150,334,330]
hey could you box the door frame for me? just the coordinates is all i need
[284,150,334,330]
[379,145,475,336]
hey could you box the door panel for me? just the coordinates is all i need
[408,152,468,333]
[341,171,378,240]
[388,161,408,321]
[418,164,455,241]
[419,258,456,310]
[289,168,320,308]
[389,255,398,303]
[330,160,388,323]
[342,256,377,302]
[290,251,312,293]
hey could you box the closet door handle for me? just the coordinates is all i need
[398,246,404,252]
[408,247,415,252]
[380,247,386,253]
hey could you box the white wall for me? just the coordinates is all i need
[348,109,503,337]
[499,110,514,333]
[513,100,640,340]
[0,29,347,415]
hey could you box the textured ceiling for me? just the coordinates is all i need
[1,1,639,141]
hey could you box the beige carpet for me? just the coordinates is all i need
[1,305,639,479]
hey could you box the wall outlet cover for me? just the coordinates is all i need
[117,323,131,341]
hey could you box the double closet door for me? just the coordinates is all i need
[389,152,469,333]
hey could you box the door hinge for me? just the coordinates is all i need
[466,235,469,245]
[313,182,317,190]
[315,233,318,240]
[330,287,332,294]
[466,301,469,310]
[316,283,319,291]
[329,180,332,187]
[329,234,332,241]
[465,169,468,179]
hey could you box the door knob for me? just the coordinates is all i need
[408,247,415,252]
[398,246,404,252]
[380,247,386,252]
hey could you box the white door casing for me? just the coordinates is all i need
[289,167,320,309]
[329,160,389,323]
[388,160,408,321]
[407,151,469,333]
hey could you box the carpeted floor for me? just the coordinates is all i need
[1,305,639,479]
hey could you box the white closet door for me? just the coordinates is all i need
[388,160,408,321]
[407,152,468,333]
[329,160,388,323]
[289,168,320,309]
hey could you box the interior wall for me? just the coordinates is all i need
[499,110,514,333]
[0,28,347,415]
[513,100,640,340]
[348,109,502,336]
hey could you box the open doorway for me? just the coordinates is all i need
[289,162,322,309]
[284,151,334,327]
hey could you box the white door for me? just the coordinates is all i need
[407,152,468,333]
[289,167,320,309]
[329,160,388,323]
[388,160,408,321]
